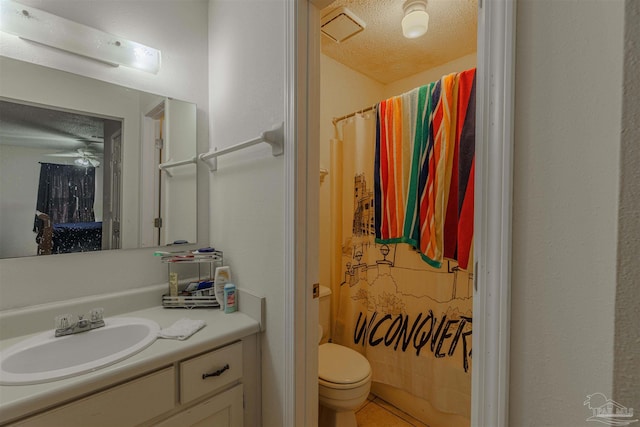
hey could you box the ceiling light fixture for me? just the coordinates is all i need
[74,156,100,167]
[74,157,91,167]
[0,0,161,74]
[402,0,429,39]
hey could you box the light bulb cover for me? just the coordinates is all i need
[74,157,91,167]
[402,0,429,39]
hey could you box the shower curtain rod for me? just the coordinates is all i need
[332,104,377,126]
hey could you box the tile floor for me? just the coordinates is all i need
[356,395,430,427]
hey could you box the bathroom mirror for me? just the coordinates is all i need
[0,56,197,259]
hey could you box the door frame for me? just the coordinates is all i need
[284,0,516,425]
[471,0,516,425]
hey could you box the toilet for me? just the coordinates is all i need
[318,286,372,427]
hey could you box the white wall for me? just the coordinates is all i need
[614,0,640,408]
[510,1,624,425]
[0,0,209,310]
[383,53,477,98]
[207,1,285,425]
[162,99,198,245]
[0,146,58,258]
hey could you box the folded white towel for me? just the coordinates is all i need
[158,318,206,340]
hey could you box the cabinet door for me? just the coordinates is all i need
[156,384,243,427]
[12,367,175,427]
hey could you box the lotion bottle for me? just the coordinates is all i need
[224,283,237,313]
[213,266,231,310]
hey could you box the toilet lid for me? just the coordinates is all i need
[318,343,371,384]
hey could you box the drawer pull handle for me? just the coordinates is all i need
[202,364,230,380]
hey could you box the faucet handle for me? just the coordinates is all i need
[55,314,75,330]
[89,307,104,323]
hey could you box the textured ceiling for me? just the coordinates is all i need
[321,0,477,84]
[0,100,108,152]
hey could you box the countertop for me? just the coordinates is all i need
[0,306,260,425]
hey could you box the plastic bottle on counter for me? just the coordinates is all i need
[169,272,179,297]
[224,283,237,313]
[213,266,231,310]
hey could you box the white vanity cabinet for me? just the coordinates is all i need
[11,367,176,427]
[155,384,244,427]
[153,341,245,427]
[7,338,256,427]
[179,341,242,403]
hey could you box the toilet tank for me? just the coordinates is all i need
[319,285,332,343]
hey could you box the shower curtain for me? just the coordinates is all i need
[329,70,475,419]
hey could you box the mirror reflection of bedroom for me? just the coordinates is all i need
[0,56,199,260]
[0,99,122,258]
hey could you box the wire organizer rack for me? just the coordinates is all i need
[160,250,224,309]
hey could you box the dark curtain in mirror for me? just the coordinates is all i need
[33,163,96,242]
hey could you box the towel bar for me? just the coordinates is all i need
[199,122,284,172]
[158,156,198,177]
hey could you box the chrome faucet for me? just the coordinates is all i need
[55,308,105,337]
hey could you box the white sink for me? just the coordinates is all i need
[0,317,160,385]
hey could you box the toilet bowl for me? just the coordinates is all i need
[318,286,372,427]
[318,343,372,427]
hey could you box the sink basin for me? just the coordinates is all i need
[0,317,160,385]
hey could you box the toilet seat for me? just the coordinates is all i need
[319,372,372,390]
[319,343,371,388]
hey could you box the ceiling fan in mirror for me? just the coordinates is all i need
[46,142,103,167]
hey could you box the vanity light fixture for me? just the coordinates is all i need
[0,0,161,74]
[402,0,429,39]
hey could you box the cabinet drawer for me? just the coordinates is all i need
[13,367,175,427]
[180,341,242,404]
